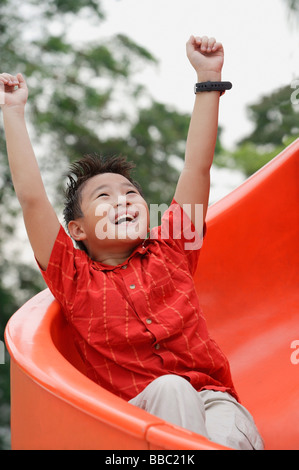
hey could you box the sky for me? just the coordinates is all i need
[4,0,299,264]
[70,0,299,150]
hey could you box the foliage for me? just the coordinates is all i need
[230,85,299,176]
[284,0,299,13]
[227,0,299,176]
[240,85,299,148]
[0,0,298,451]
[0,0,195,449]
[230,136,297,177]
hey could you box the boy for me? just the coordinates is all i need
[0,35,264,450]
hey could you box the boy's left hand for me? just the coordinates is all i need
[186,35,224,81]
[0,73,28,110]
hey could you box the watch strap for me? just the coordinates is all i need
[194,81,232,95]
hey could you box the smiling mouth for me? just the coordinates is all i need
[114,212,139,225]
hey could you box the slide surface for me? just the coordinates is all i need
[5,139,299,450]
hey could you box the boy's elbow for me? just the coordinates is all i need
[184,151,214,174]
[17,193,38,210]
[184,161,212,178]
[19,196,51,223]
[16,187,47,210]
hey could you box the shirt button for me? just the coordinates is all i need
[122,265,127,269]
[155,343,160,350]
[146,318,152,325]
[129,284,136,289]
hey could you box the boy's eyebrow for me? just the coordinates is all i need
[88,184,109,199]
[89,181,136,199]
[91,184,108,194]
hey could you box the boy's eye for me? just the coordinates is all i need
[98,193,109,198]
[126,190,137,195]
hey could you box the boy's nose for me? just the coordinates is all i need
[115,195,131,207]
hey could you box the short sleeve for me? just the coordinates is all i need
[149,199,206,275]
[37,225,89,311]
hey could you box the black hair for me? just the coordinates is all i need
[63,154,143,251]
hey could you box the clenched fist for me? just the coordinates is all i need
[186,35,224,82]
[0,73,28,110]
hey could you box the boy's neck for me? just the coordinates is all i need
[88,245,137,266]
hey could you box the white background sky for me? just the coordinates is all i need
[4,0,299,264]
[72,0,299,149]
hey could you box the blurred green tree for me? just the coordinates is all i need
[284,0,299,16]
[227,0,299,177]
[1,0,296,449]
[230,85,299,176]
[0,0,196,449]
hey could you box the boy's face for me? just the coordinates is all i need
[69,172,149,262]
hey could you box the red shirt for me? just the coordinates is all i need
[40,200,238,402]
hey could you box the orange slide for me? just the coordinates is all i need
[5,138,299,450]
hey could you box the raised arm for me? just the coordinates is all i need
[174,35,225,231]
[0,73,60,270]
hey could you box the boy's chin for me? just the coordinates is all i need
[98,232,147,248]
[114,225,148,243]
[115,233,147,247]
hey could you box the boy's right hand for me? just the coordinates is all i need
[0,73,28,110]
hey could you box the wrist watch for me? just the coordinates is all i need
[194,81,232,96]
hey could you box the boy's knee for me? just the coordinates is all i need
[153,374,193,396]
[147,375,207,434]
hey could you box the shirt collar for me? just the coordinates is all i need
[91,239,150,272]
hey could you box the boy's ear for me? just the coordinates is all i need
[68,220,87,241]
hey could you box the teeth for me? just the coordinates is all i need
[115,214,135,225]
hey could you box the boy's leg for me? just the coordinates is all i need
[129,375,208,437]
[199,390,264,450]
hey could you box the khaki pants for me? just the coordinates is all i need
[129,375,264,450]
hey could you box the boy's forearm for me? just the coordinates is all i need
[3,107,47,206]
[184,71,221,173]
